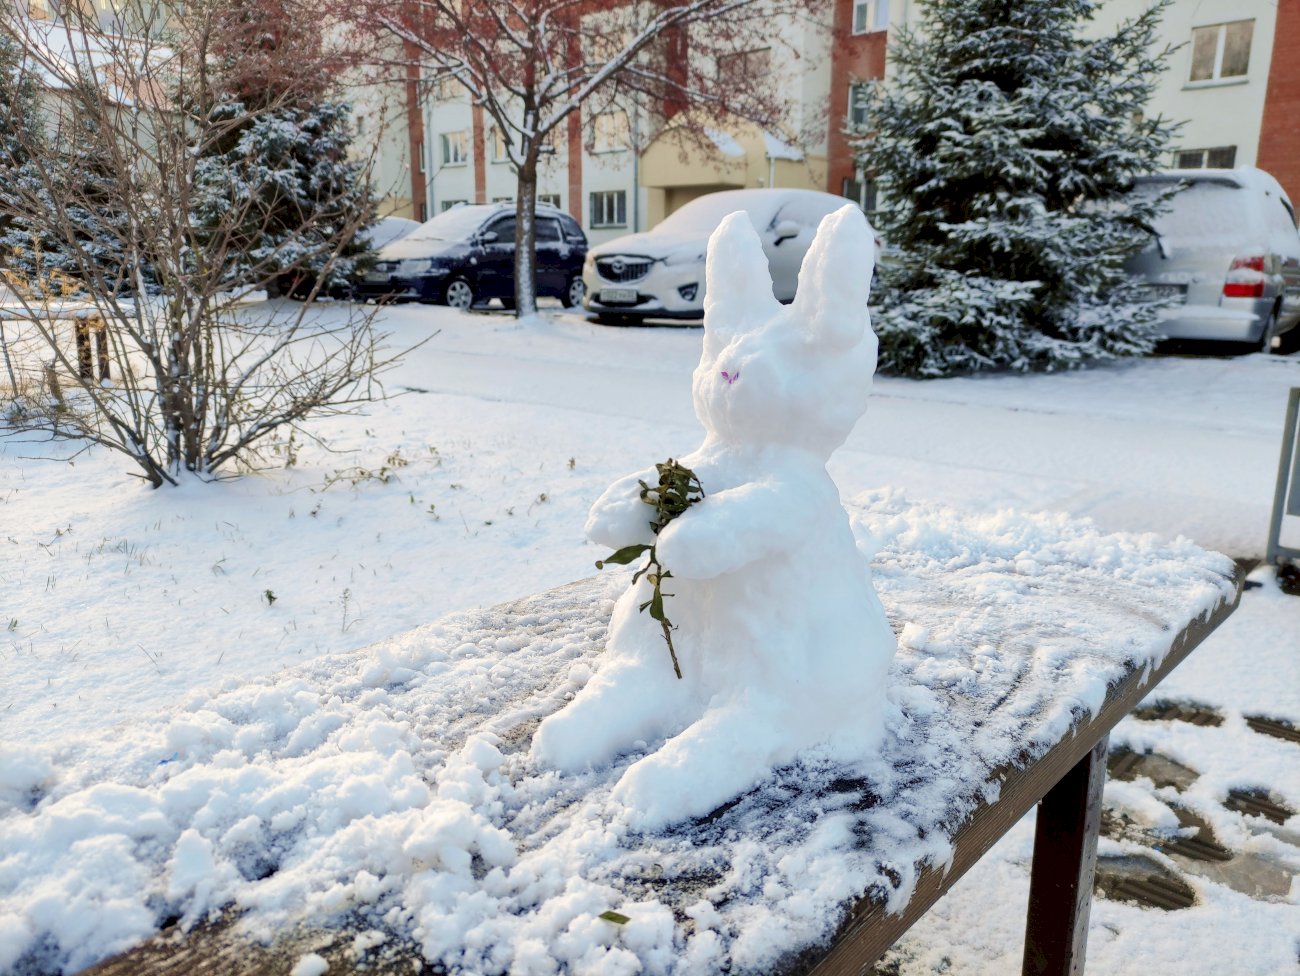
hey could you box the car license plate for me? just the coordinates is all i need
[600,288,638,304]
[1145,284,1186,302]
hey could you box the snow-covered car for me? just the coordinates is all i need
[582,188,862,324]
[353,204,588,308]
[1127,167,1300,352]
[362,216,421,251]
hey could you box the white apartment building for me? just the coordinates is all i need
[377,3,837,244]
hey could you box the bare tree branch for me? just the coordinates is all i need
[351,0,821,317]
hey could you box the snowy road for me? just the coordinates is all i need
[412,308,1300,555]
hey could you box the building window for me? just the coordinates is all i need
[718,47,771,83]
[1189,21,1253,83]
[1174,146,1237,169]
[440,199,468,212]
[539,193,562,209]
[848,81,874,128]
[417,140,426,174]
[852,0,889,34]
[490,127,509,163]
[591,111,630,153]
[590,190,627,228]
[440,130,469,166]
[419,202,428,221]
[492,196,514,204]
[842,175,878,214]
[431,75,460,101]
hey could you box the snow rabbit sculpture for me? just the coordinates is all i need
[532,205,896,829]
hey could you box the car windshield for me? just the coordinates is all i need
[364,218,420,250]
[407,207,494,242]
[655,192,782,235]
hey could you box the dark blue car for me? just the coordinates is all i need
[354,203,588,309]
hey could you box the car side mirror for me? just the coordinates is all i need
[479,231,498,244]
[772,220,800,245]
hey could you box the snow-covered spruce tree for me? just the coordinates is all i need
[191,100,377,295]
[0,31,64,295]
[191,0,375,296]
[59,79,155,294]
[853,0,1177,376]
[1,51,148,298]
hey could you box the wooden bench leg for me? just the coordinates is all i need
[95,325,110,381]
[1022,734,1107,976]
[75,320,93,379]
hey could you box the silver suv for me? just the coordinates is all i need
[1127,167,1300,352]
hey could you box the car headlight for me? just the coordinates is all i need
[663,250,704,267]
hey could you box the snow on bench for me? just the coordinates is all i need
[7,492,1237,976]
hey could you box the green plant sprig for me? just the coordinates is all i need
[596,459,705,679]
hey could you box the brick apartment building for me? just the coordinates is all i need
[371,0,1300,235]
[1257,0,1300,204]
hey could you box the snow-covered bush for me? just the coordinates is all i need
[0,0,394,486]
[854,0,1178,376]
[532,206,897,828]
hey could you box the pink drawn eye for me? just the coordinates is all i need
[720,370,739,384]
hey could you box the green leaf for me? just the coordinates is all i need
[599,911,630,925]
[612,459,704,678]
[597,544,650,569]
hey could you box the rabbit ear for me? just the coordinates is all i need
[704,212,781,335]
[792,205,875,349]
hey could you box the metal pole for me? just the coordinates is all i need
[1265,387,1300,564]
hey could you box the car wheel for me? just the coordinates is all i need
[276,273,310,301]
[1258,306,1282,354]
[444,277,475,310]
[1273,322,1300,355]
[562,275,585,309]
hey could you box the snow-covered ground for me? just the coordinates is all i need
[2,301,1298,974]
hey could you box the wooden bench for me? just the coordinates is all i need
[797,581,1238,976]
[78,504,1242,976]
[0,300,112,400]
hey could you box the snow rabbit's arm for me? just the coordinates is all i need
[585,467,660,550]
[653,479,816,581]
